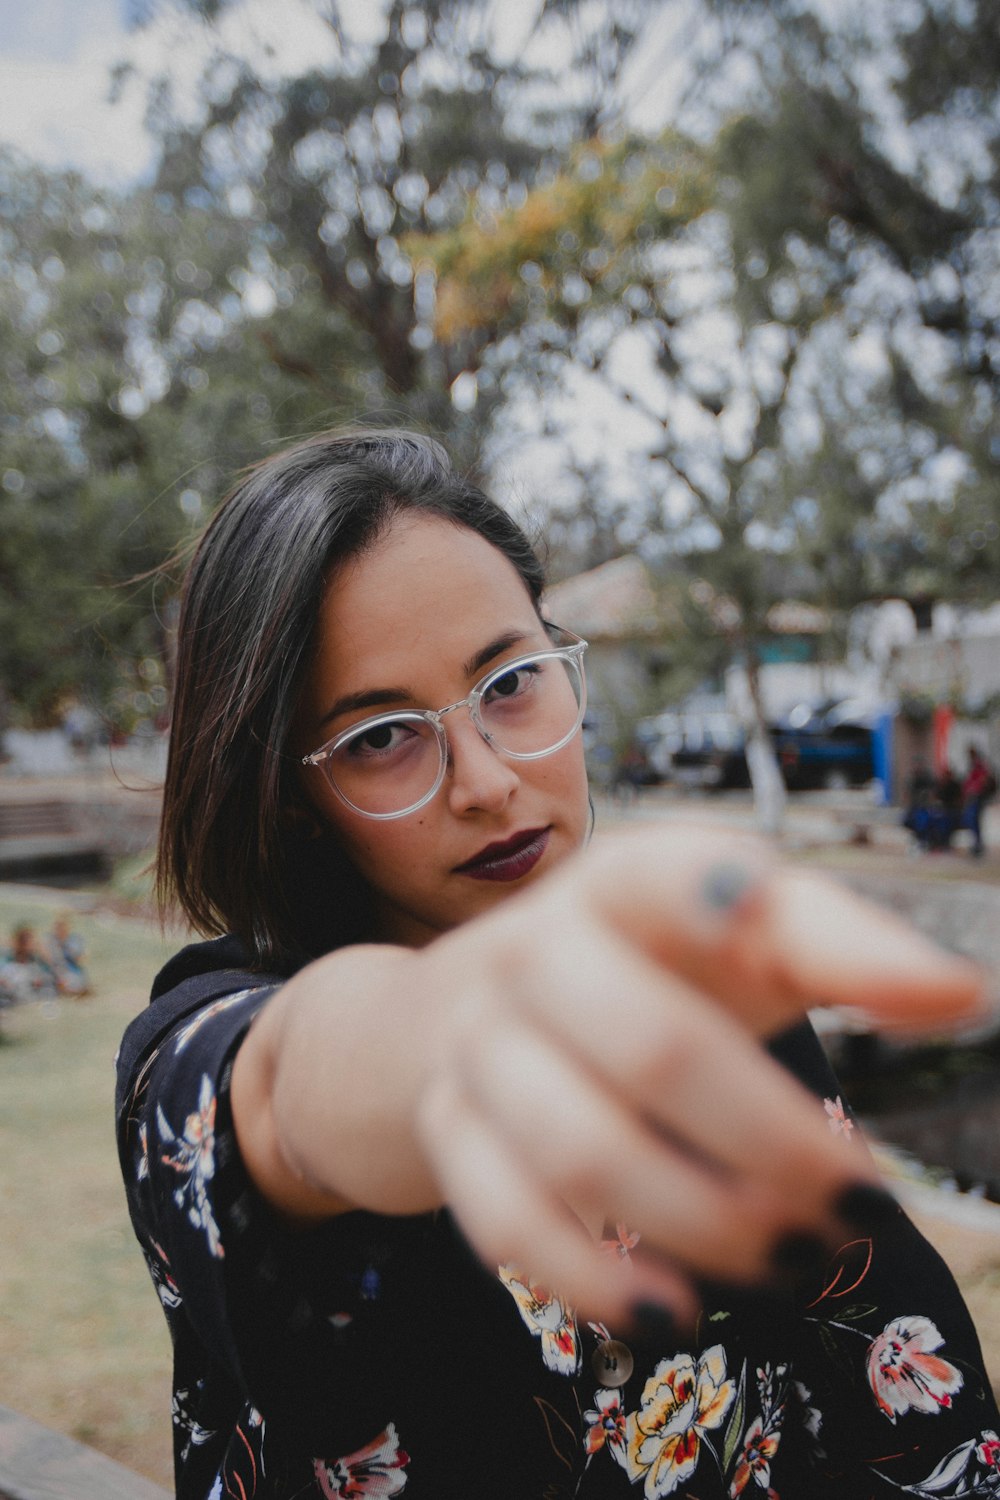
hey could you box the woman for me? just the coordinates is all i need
[117,428,998,1499]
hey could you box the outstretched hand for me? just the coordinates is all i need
[413,823,987,1327]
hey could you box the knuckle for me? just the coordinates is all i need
[628,1008,701,1094]
[542,1133,613,1206]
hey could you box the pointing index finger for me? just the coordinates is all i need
[585,826,989,1037]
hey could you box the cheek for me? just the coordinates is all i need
[330,813,432,889]
[300,772,414,869]
[534,740,590,810]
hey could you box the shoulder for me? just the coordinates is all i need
[115,935,287,1115]
[151,933,262,998]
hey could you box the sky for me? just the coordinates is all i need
[0,0,388,184]
[0,0,126,61]
[0,0,549,187]
[0,0,152,180]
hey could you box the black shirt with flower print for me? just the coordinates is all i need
[116,936,1000,1500]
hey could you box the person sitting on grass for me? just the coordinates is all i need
[0,924,58,1005]
[45,914,91,996]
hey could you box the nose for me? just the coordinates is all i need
[443,713,520,815]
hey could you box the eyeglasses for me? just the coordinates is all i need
[301,627,588,820]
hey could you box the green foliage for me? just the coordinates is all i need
[705,0,1000,602]
[408,0,1000,695]
[139,0,562,450]
[0,150,358,722]
[3,0,1000,730]
[0,1,672,724]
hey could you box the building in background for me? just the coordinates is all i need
[546,554,1000,801]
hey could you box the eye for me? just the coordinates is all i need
[341,719,419,759]
[484,662,541,703]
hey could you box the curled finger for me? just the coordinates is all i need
[501,910,884,1233]
[461,1008,823,1285]
[414,1071,696,1328]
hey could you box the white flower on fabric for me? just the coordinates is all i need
[157,1074,224,1258]
[624,1345,735,1498]
[312,1423,409,1497]
[498,1263,581,1375]
[584,1387,628,1466]
[866,1316,963,1422]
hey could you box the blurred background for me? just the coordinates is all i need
[1,0,999,786]
[2,0,1000,1488]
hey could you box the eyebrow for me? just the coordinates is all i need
[317,629,534,729]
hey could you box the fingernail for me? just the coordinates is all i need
[631,1300,679,1348]
[770,1231,829,1278]
[834,1181,899,1231]
[701,862,758,913]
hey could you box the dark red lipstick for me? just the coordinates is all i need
[455,827,551,882]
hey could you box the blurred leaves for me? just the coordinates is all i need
[2,0,1000,726]
[407,130,710,343]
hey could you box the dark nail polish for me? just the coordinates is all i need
[631,1300,678,1349]
[834,1182,899,1231]
[702,862,756,913]
[770,1231,829,1285]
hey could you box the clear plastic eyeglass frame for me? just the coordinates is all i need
[301,627,588,820]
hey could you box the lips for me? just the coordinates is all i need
[454,826,551,882]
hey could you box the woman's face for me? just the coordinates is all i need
[293,512,591,947]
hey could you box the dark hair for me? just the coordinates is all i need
[157,428,546,971]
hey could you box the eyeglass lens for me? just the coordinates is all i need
[325,651,584,816]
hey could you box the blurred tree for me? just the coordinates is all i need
[0,149,362,723]
[0,155,162,722]
[404,0,1000,821]
[0,0,662,723]
[122,0,651,459]
[4,0,1000,755]
[706,0,1000,601]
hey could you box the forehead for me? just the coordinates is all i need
[310,511,539,681]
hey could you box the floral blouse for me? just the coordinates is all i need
[116,936,1000,1500]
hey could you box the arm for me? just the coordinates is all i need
[230,941,443,1220]
[231,823,988,1326]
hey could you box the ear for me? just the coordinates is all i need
[280,783,327,840]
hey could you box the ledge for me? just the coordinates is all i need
[0,1406,170,1500]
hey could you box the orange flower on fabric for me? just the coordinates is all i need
[823,1095,854,1138]
[729,1415,780,1496]
[866,1315,963,1422]
[312,1422,409,1497]
[600,1223,641,1260]
[625,1345,735,1498]
[584,1387,628,1465]
[498,1264,580,1375]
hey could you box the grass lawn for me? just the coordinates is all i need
[0,888,180,1488]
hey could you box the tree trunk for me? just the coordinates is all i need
[743,654,787,838]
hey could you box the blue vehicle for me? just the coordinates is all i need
[638,704,750,790]
[771,699,876,790]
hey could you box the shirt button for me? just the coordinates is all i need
[592,1339,634,1388]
